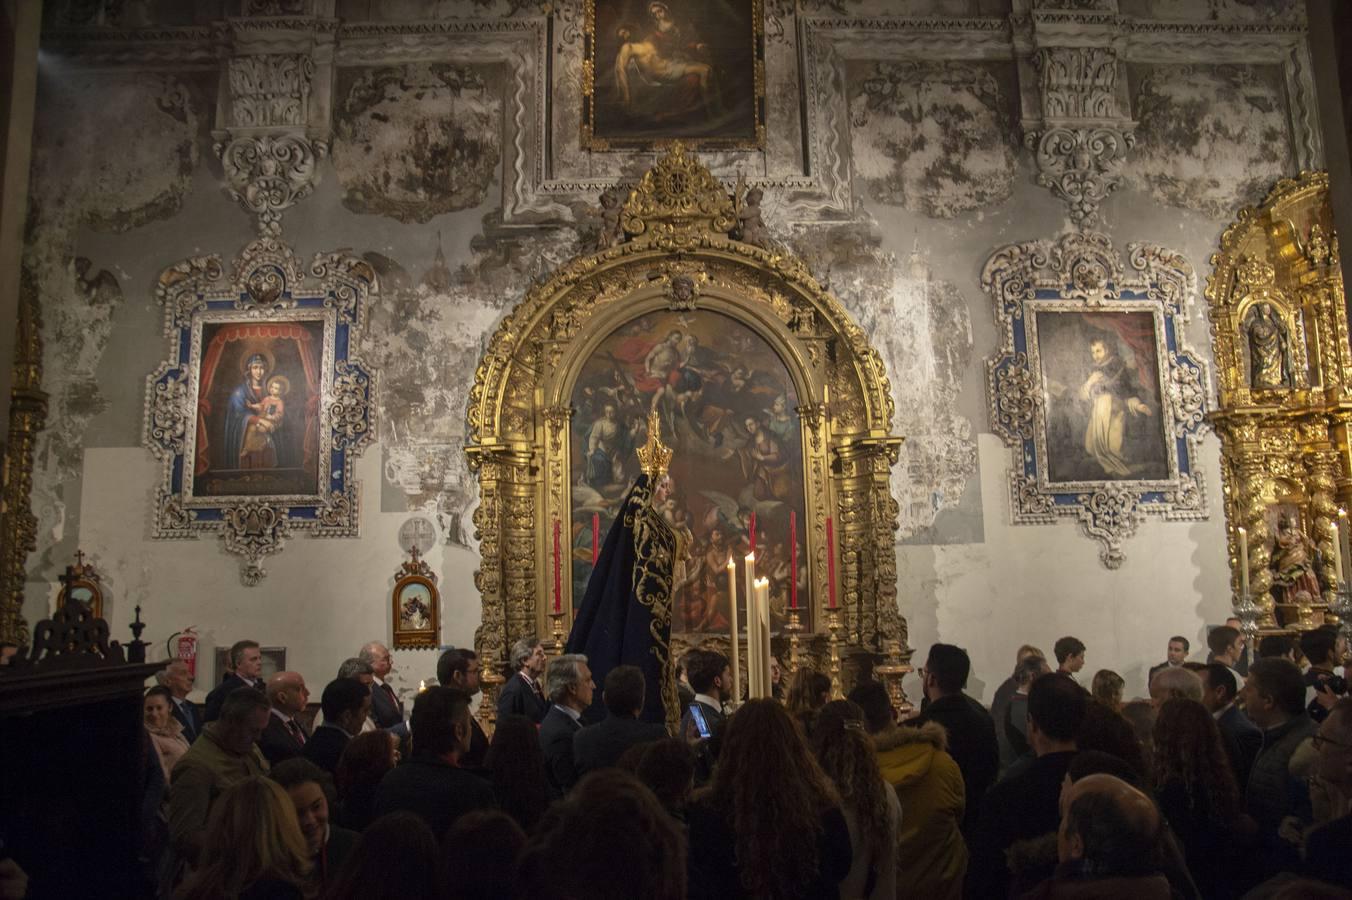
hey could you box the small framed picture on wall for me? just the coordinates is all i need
[392,548,440,649]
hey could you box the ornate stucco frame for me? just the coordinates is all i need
[144,237,377,585]
[985,231,1210,568]
[1206,171,1350,633]
[466,145,906,704]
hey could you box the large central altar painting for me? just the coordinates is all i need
[569,309,805,634]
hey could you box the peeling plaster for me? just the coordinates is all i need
[790,223,977,538]
[332,64,502,223]
[1127,63,1292,219]
[848,61,1021,219]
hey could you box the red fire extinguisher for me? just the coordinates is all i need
[168,627,199,678]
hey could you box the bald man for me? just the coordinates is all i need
[1021,773,1171,898]
[258,671,311,765]
[1148,665,1202,709]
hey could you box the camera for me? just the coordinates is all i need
[1316,673,1348,696]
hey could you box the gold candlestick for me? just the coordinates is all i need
[785,608,804,674]
[873,637,914,721]
[826,607,843,700]
[549,609,567,657]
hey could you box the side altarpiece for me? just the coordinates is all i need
[466,145,911,713]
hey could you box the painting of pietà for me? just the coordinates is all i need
[1036,310,1170,484]
[584,0,764,149]
[569,310,806,635]
[193,320,324,498]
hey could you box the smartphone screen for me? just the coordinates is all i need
[688,703,711,739]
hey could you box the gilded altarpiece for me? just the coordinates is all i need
[1207,172,1351,633]
[466,146,910,715]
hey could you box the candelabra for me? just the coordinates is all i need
[873,637,914,720]
[549,609,567,657]
[826,608,843,699]
[785,609,804,673]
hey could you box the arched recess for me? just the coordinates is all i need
[465,145,909,710]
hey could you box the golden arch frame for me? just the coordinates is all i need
[465,145,910,707]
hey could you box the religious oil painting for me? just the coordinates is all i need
[583,0,766,150]
[568,309,805,635]
[192,319,325,499]
[392,574,440,649]
[984,232,1208,568]
[1034,310,1170,485]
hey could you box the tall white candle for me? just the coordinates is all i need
[1238,526,1250,601]
[726,556,741,706]
[1330,508,1341,586]
[755,577,771,699]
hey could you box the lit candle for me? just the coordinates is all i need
[726,556,741,705]
[1335,511,1346,586]
[418,679,427,692]
[789,511,799,610]
[748,511,757,555]
[826,516,838,609]
[553,518,562,614]
[592,513,600,566]
[746,574,763,700]
[755,576,771,698]
[1237,526,1249,602]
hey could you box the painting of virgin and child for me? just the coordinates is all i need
[192,320,324,498]
[569,309,806,634]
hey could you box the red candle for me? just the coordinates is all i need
[789,511,798,609]
[592,513,600,566]
[748,511,757,556]
[553,518,562,613]
[826,516,837,609]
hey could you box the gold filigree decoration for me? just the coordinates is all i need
[1207,171,1350,632]
[620,142,736,248]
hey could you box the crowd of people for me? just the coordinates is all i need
[120,621,1352,900]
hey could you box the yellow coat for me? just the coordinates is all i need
[874,721,968,899]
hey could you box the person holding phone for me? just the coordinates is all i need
[680,650,731,743]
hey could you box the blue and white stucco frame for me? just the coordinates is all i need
[983,232,1209,568]
[144,237,377,585]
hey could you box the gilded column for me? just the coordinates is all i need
[1237,452,1277,628]
[1307,449,1341,609]
[0,293,45,646]
[469,448,508,724]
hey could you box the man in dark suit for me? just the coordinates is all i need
[305,677,371,776]
[159,659,204,744]
[204,639,266,723]
[574,665,667,776]
[259,671,311,766]
[374,686,496,836]
[539,653,594,795]
[966,673,1086,899]
[1199,662,1262,788]
[437,647,490,768]
[911,643,999,834]
[360,641,405,730]
[497,636,548,724]
[679,649,730,739]
[1147,635,1191,687]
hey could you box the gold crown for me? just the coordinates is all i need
[636,411,673,480]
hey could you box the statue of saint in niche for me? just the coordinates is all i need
[1270,512,1324,606]
[1246,303,1292,389]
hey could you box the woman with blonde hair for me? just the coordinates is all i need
[1091,669,1126,712]
[811,700,899,900]
[177,776,310,900]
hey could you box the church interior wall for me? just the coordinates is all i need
[17,0,1326,704]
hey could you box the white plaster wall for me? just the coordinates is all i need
[23,446,481,701]
[900,432,1233,707]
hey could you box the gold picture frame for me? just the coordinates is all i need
[59,550,104,621]
[392,547,440,650]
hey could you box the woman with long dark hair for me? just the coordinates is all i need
[785,669,832,738]
[1151,697,1250,898]
[485,714,552,832]
[334,730,399,832]
[811,701,899,899]
[322,811,443,900]
[687,699,851,899]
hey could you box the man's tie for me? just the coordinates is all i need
[287,718,306,747]
[383,682,402,716]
